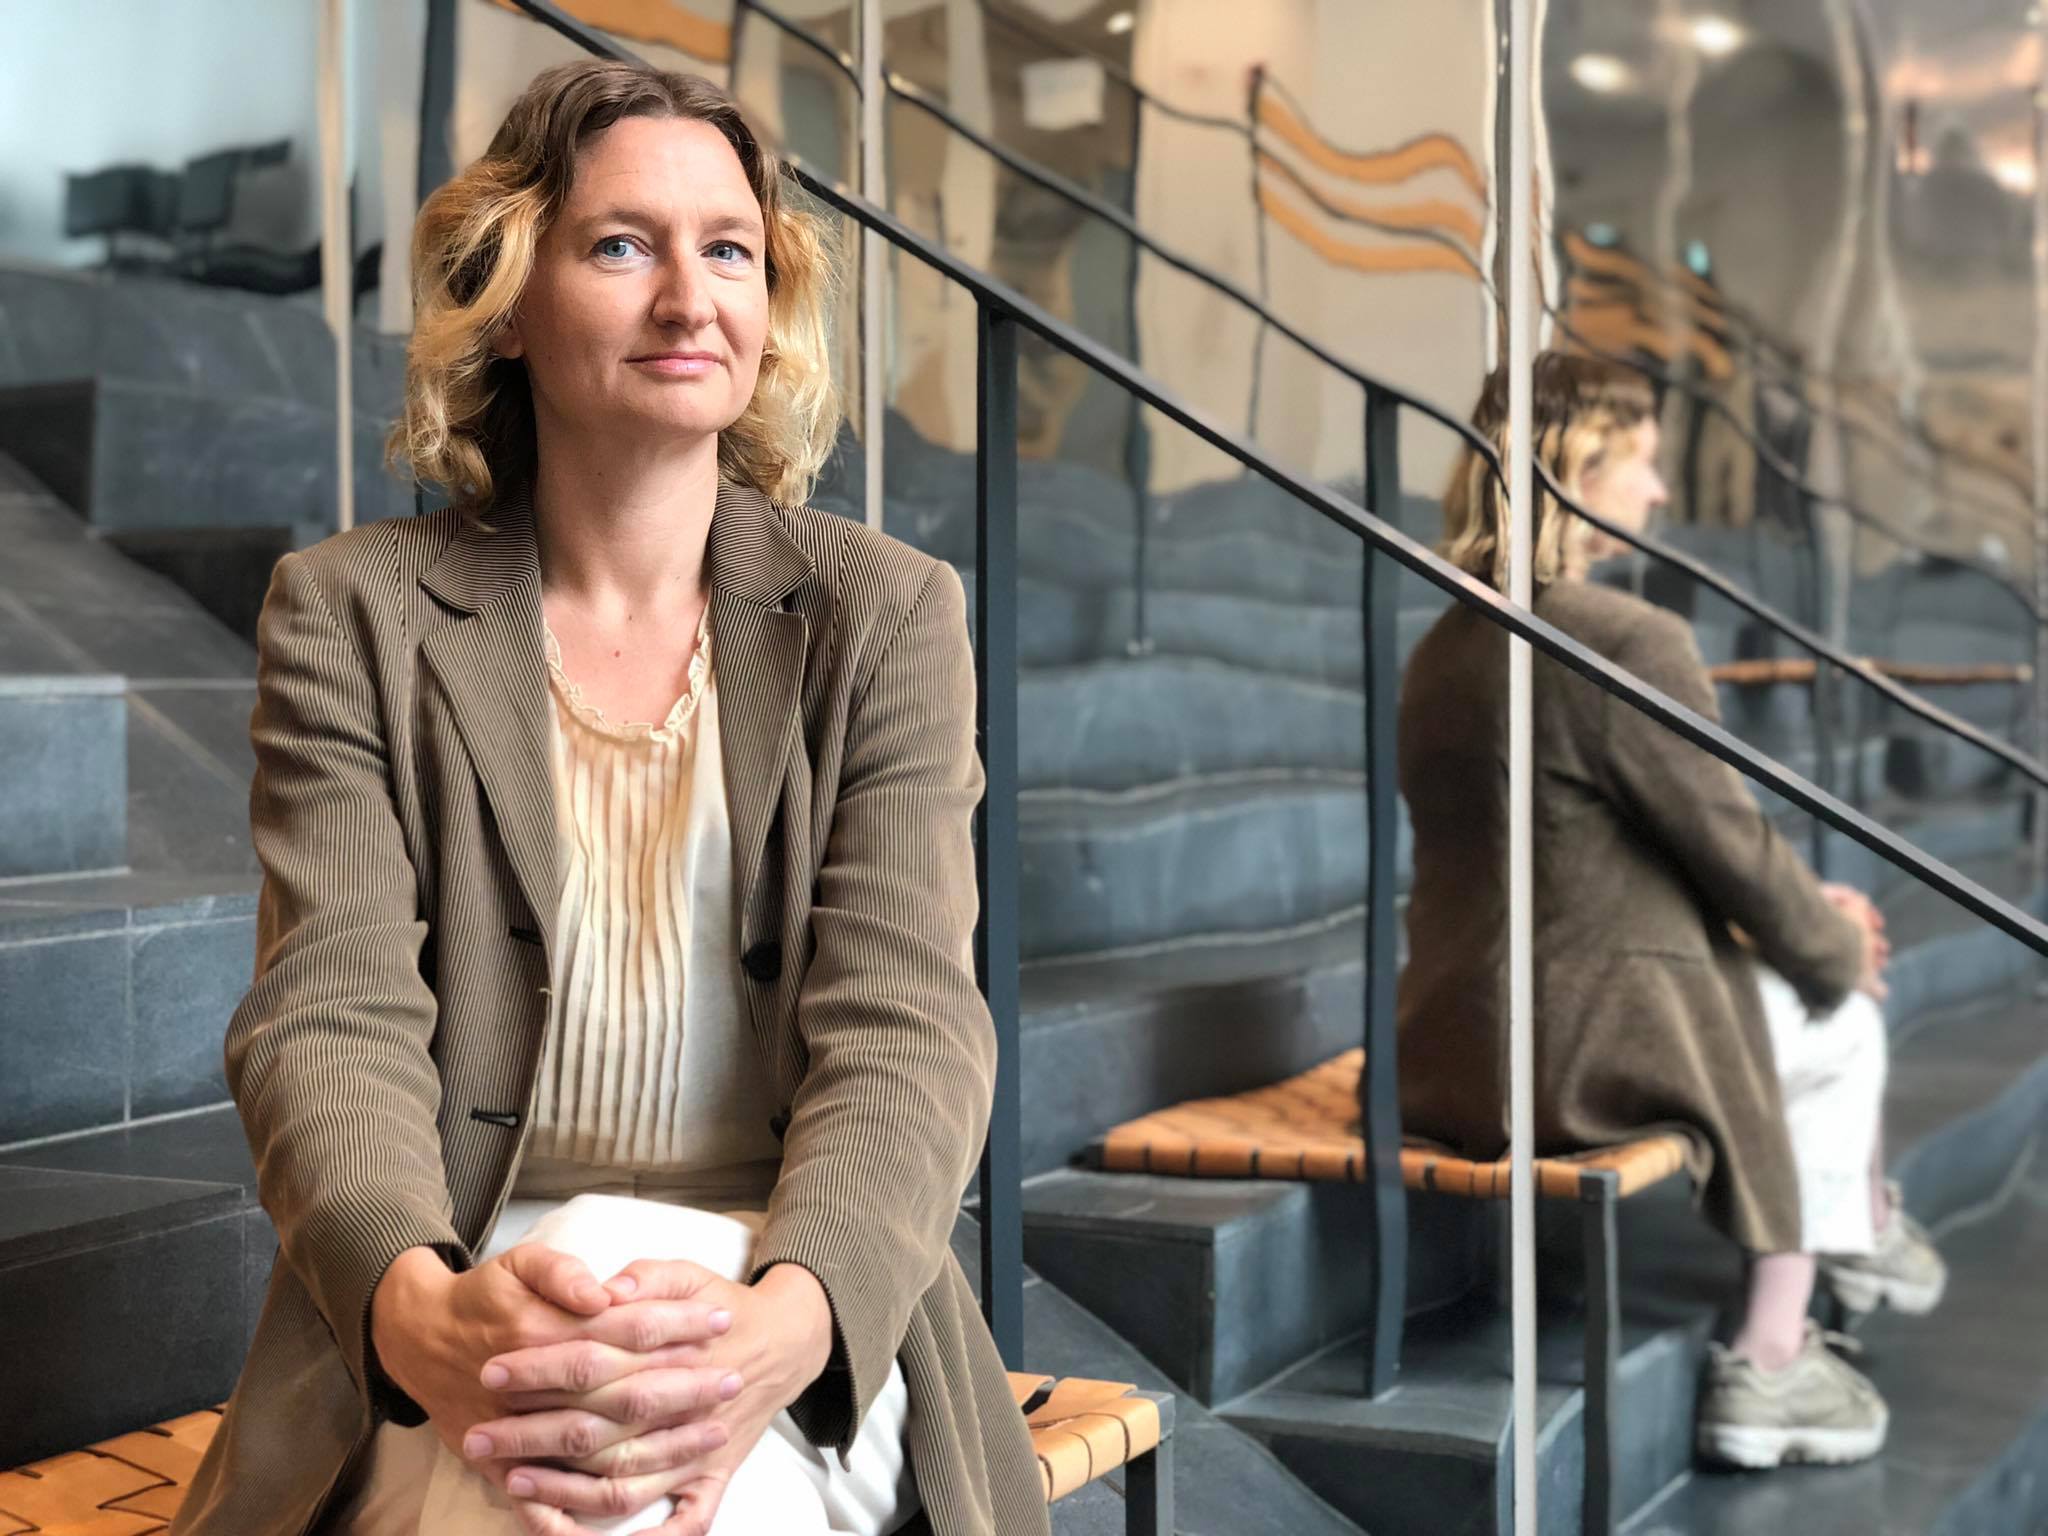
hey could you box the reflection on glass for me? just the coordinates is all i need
[1409,350,1873,1481]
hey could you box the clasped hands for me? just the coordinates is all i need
[1820,881,1891,1001]
[370,1242,834,1535]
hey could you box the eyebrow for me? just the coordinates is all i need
[572,206,765,240]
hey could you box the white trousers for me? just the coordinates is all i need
[331,1194,917,1536]
[1755,965,1888,1257]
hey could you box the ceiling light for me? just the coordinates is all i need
[1571,54,1636,94]
[1991,155,2036,194]
[1106,10,1134,33]
[1688,15,1746,57]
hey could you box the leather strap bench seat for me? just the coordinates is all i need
[4,1382,1177,1533]
[1096,1047,1689,1202]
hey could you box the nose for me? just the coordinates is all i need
[652,250,718,332]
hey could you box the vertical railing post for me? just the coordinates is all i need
[1360,385,1408,1398]
[975,302,1025,1369]
[416,0,457,205]
[1124,96,1153,658]
[1801,487,1837,878]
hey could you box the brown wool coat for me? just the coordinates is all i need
[1396,580,1867,1255]
[169,483,1046,1536]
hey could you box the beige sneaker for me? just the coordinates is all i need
[1820,1183,1948,1315]
[1696,1323,1889,1469]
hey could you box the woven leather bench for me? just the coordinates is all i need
[2,1382,1175,1535]
[1008,1372,1173,1532]
[0,1406,224,1534]
[1093,1047,1690,1536]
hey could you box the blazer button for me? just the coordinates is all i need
[741,939,782,983]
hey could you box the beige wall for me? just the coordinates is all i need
[1130,0,1495,495]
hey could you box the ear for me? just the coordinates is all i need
[491,317,525,361]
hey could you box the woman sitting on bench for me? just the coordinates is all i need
[1397,352,1945,1471]
[172,59,1039,1536]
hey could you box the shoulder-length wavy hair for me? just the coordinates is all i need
[1438,351,1656,590]
[389,60,839,522]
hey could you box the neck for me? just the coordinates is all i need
[530,413,721,621]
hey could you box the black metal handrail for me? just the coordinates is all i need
[501,0,2048,1429]
[778,163,2048,945]
[733,0,860,89]
[749,0,2034,580]
[742,0,2048,798]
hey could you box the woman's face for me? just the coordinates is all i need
[1580,419,1668,541]
[496,114,770,449]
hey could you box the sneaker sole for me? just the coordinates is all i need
[1824,1266,1948,1316]
[1696,1416,1889,1470]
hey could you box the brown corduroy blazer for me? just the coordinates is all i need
[169,483,1047,1536]
[1396,580,1867,1255]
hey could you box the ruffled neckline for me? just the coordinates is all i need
[542,606,711,746]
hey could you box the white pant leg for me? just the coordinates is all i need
[375,1193,916,1536]
[1755,963,1888,1256]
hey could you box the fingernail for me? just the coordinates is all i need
[463,1432,492,1459]
[719,1371,743,1400]
[608,1275,638,1298]
[481,1363,510,1389]
[709,1308,732,1332]
[507,1472,535,1497]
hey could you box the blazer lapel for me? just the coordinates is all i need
[708,482,812,943]
[417,490,559,952]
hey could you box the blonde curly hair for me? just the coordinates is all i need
[1439,352,1656,590]
[388,59,840,522]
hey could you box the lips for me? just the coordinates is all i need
[629,352,720,377]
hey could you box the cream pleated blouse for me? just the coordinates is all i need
[509,607,784,1210]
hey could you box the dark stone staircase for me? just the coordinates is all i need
[6,263,2047,1531]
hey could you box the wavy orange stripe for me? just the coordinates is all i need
[1255,150,1483,254]
[1256,91,1487,201]
[1258,179,1480,279]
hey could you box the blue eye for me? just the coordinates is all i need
[594,236,639,260]
[708,240,752,264]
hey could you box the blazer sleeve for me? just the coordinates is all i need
[226,550,467,1425]
[747,558,997,1452]
[1593,605,1867,1012]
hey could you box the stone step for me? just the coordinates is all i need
[1018,910,1365,1176]
[0,1107,270,1468]
[959,569,1444,690]
[0,879,256,1146]
[1019,773,1371,960]
[0,675,125,878]
[0,267,415,536]
[1218,1177,1730,1536]
[947,1213,1368,1536]
[1021,659,1364,792]
[1627,1152,2048,1536]
[1886,964,2048,1234]
[1020,1171,1486,1407]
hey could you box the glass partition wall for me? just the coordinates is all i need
[6,4,2045,1533]
[390,6,2048,1534]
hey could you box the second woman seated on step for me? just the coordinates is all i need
[1396,352,1946,1472]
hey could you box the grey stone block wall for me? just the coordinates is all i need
[0,675,125,878]
[0,896,254,1147]
[0,264,409,536]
